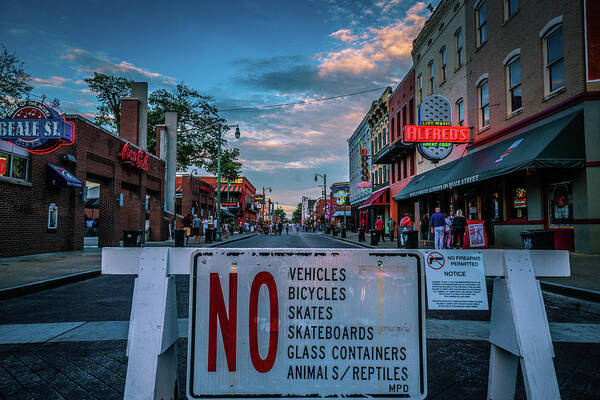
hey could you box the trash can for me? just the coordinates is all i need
[370,229,379,246]
[174,229,186,247]
[520,230,555,250]
[341,228,347,238]
[205,228,213,244]
[405,230,419,249]
[123,229,142,247]
[358,228,366,242]
[332,228,338,236]
[212,227,217,242]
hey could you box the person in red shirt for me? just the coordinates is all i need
[375,216,385,242]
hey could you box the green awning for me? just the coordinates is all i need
[220,208,236,218]
[395,112,584,201]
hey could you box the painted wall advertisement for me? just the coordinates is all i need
[424,251,488,310]
[188,250,427,399]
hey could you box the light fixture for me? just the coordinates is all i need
[234,126,241,139]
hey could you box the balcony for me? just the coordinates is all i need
[372,140,415,165]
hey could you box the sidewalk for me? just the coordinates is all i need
[325,231,600,297]
[0,233,257,297]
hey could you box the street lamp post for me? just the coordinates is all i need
[215,124,241,241]
[314,173,327,227]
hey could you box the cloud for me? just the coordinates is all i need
[61,48,176,85]
[330,29,358,43]
[375,0,403,14]
[318,2,427,76]
[32,76,70,88]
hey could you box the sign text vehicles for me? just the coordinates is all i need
[188,249,427,399]
[0,100,74,154]
[403,125,470,144]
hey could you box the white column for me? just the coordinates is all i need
[164,112,177,214]
[132,82,148,151]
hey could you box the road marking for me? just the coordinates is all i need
[0,319,598,344]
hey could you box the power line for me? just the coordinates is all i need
[218,87,389,112]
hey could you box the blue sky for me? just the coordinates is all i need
[1,0,434,213]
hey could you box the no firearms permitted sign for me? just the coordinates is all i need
[188,249,427,399]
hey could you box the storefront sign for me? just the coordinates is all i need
[466,221,487,248]
[222,202,238,207]
[358,139,371,186]
[0,157,6,176]
[332,189,349,206]
[0,100,74,154]
[405,95,458,162]
[404,124,469,143]
[424,250,488,310]
[188,250,426,399]
[121,143,150,171]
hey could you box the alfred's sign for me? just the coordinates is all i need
[121,143,150,171]
[404,124,469,143]
[0,101,74,154]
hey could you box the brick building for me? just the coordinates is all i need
[175,174,215,219]
[0,87,168,257]
[393,0,600,253]
[199,177,258,226]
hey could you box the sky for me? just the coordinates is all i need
[1,0,435,215]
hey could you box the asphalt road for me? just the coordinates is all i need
[0,232,599,399]
[1,232,599,325]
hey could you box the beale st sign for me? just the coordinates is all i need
[0,100,74,154]
[188,250,426,399]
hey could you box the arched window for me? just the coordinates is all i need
[541,23,564,95]
[477,79,490,129]
[504,53,522,114]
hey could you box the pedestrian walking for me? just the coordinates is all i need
[183,212,193,241]
[445,211,454,249]
[202,218,209,239]
[388,218,396,242]
[375,216,385,242]
[430,207,445,250]
[286,223,289,234]
[420,213,429,246]
[399,213,413,247]
[451,209,468,249]
[192,215,202,244]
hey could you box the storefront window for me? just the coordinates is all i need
[511,186,528,219]
[490,192,503,221]
[549,182,573,227]
[0,152,8,176]
[11,155,28,180]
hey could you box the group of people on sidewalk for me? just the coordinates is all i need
[423,207,468,249]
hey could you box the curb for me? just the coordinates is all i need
[0,234,259,300]
[321,232,375,248]
[539,281,600,303]
[0,269,102,300]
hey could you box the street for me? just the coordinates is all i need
[0,233,599,399]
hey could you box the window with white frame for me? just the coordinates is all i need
[440,47,447,82]
[543,25,564,94]
[428,61,434,93]
[0,151,29,181]
[478,80,490,128]
[506,56,522,114]
[455,29,463,68]
[476,1,487,47]
[504,0,518,20]
[456,99,464,126]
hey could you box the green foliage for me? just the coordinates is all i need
[273,207,287,222]
[84,72,132,132]
[291,203,302,224]
[147,83,242,174]
[0,45,33,114]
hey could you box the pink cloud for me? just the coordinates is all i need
[330,29,358,43]
[318,2,427,76]
[32,76,70,88]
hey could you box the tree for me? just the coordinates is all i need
[0,45,33,114]
[292,203,302,224]
[273,207,287,222]
[147,83,242,174]
[85,72,132,132]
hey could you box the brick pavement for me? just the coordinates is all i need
[1,339,598,399]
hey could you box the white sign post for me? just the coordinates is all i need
[100,248,570,400]
[424,250,488,310]
[188,249,427,399]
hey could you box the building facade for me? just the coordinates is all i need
[200,177,257,225]
[393,0,600,253]
[175,174,215,219]
[348,116,372,230]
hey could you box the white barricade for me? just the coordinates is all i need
[101,248,570,400]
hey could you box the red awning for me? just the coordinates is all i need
[358,186,390,209]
